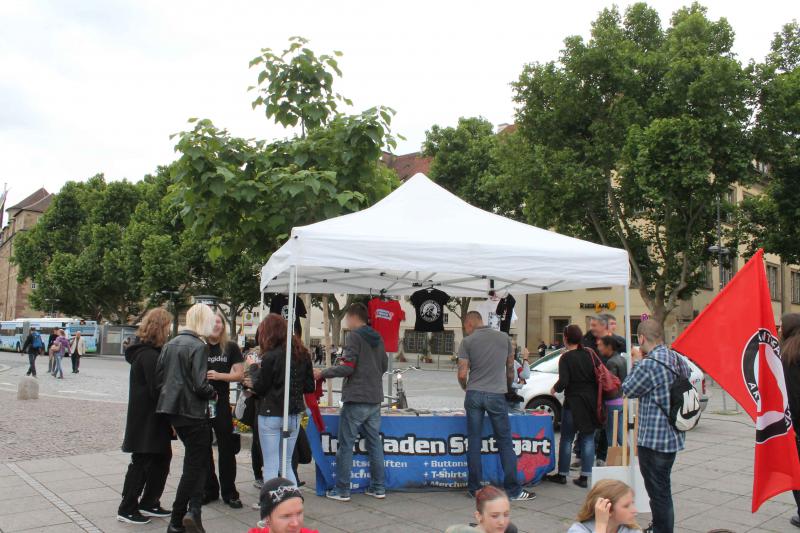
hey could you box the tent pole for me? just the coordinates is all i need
[280,265,297,479]
[322,294,333,405]
[624,284,632,369]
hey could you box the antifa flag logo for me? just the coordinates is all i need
[741,328,792,444]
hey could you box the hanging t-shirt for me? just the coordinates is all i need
[368,298,405,352]
[476,298,503,331]
[269,294,307,336]
[207,340,244,404]
[410,288,449,332]
[496,294,517,333]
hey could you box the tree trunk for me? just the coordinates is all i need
[228,303,238,339]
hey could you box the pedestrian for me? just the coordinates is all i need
[314,344,324,365]
[508,341,530,412]
[203,311,244,509]
[313,303,389,502]
[779,313,800,529]
[567,479,641,533]
[621,320,691,533]
[21,327,43,377]
[246,314,314,487]
[457,310,535,501]
[242,344,265,492]
[117,308,175,525]
[51,329,69,379]
[546,324,599,488]
[69,331,86,374]
[595,335,628,466]
[248,477,320,533]
[156,303,218,533]
[582,315,610,356]
[598,313,627,354]
[469,485,519,533]
[47,328,59,374]
[537,339,548,358]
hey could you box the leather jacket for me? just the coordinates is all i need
[155,330,216,419]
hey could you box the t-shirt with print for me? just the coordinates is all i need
[207,340,243,403]
[368,298,405,352]
[495,294,516,333]
[269,295,307,335]
[476,298,502,331]
[410,288,449,332]
[457,326,512,394]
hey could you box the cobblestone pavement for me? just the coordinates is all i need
[0,353,798,532]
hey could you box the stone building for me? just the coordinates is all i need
[0,188,53,320]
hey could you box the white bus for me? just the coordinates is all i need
[0,318,100,354]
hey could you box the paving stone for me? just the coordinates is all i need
[0,506,71,531]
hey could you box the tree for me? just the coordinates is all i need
[507,2,753,326]
[743,21,800,263]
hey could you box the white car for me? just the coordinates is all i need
[519,349,710,427]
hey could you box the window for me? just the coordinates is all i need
[724,188,737,223]
[767,264,780,301]
[629,318,642,340]
[403,331,427,353]
[792,271,800,304]
[721,256,737,287]
[30,281,37,289]
[700,263,713,290]
[430,331,455,355]
[550,317,570,345]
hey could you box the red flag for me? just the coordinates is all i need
[672,249,800,511]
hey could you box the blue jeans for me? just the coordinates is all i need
[557,408,595,476]
[258,415,300,485]
[638,446,676,533]
[464,390,521,497]
[335,402,385,496]
[53,353,64,378]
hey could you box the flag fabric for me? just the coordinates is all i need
[672,249,800,512]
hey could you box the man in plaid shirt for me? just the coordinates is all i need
[622,320,691,533]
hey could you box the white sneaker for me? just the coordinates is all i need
[596,459,606,467]
[251,502,261,510]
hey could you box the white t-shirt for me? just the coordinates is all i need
[476,298,502,330]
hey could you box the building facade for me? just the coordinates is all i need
[0,189,52,320]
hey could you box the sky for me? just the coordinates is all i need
[0,0,796,212]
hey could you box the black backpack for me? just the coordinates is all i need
[651,355,701,432]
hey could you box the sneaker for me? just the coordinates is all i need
[570,460,581,470]
[224,498,243,509]
[253,479,264,490]
[545,473,567,485]
[791,515,800,529]
[140,506,171,518]
[251,502,261,510]
[511,490,536,501]
[117,511,151,524]
[325,489,351,502]
[573,476,588,488]
[364,488,386,499]
[595,459,606,467]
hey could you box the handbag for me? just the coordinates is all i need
[588,348,621,424]
[236,394,257,428]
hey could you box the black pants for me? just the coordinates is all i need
[252,426,263,481]
[638,446,677,533]
[205,404,239,501]
[26,352,37,376]
[171,422,211,524]
[118,452,172,515]
[71,351,80,373]
[794,435,800,515]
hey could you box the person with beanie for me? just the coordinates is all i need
[248,477,319,533]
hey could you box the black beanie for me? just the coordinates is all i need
[259,477,304,519]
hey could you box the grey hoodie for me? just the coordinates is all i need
[321,325,388,404]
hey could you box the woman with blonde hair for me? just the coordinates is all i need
[156,303,217,533]
[568,479,641,533]
[117,308,174,525]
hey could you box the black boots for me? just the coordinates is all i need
[182,509,206,533]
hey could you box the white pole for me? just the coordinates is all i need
[280,265,296,479]
[624,284,632,370]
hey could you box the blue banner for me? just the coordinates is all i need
[306,411,555,495]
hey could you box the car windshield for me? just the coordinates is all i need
[530,350,561,374]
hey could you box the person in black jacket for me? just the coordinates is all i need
[595,335,628,466]
[21,327,44,377]
[245,313,314,487]
[780,313,800,529]
[117,309,174,525]
[156,303,217,533]
[546,324,599,488]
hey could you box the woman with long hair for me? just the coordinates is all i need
[780,313,800,529]
[117,308,174,525]
[156,303,217,533]
[568,479,641,532]
[246,314,315,486]
[202,311,244,509]
[469,486,517,533]
[546,324,600,488]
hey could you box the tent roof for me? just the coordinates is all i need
[260,174,629,296]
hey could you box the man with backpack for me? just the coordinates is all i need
[622,320,693,533]
[21,327,44,377]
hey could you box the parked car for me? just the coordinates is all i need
[520,348,710,427]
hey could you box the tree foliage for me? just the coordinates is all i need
[507,2,753,324]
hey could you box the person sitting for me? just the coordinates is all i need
[248,477,319,533]
[567,479,641,533]
[468,486,518,533]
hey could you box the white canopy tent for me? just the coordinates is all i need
[260,173,632,478]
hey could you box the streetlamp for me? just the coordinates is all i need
[159,290,181,336]
[43,298,60,317]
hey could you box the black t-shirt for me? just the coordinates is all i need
[410,288,449,332]
[207,341,243,403]
[270,295,308,335]
[496,294,516,333]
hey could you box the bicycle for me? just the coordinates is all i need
[383,366,420,409]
